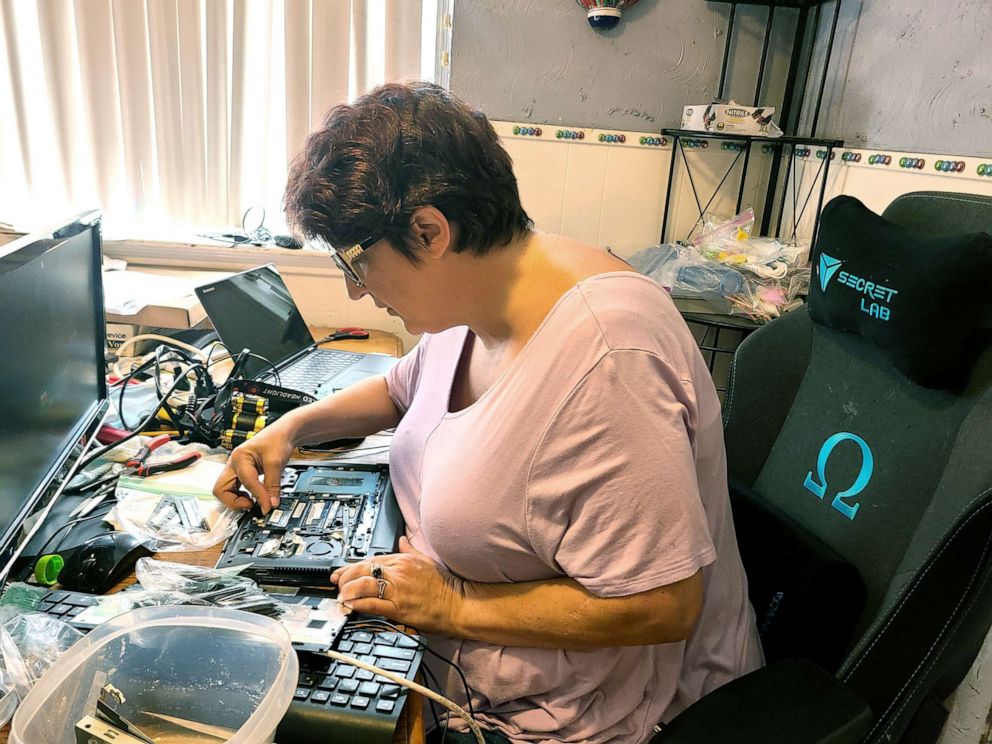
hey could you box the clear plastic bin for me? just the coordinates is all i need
[10,605,298,744]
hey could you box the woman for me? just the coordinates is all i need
[214,82,762,744]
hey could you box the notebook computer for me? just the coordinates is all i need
[195,265,397,398]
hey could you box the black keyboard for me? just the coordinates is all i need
[278,349,363,391]
[277,625,424,744]
[35,588,108,630]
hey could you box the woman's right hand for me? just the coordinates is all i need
[212,425,296,514]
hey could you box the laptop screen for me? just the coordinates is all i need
[0,212,108,567]
[196,265,313,377]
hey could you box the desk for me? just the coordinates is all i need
[0,330,422,744]
[314,326,404,358]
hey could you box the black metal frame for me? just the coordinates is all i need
[681,312,760,398]
[660,130,842,245]
[660,0,845,248]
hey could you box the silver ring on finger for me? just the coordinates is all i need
[376,577,388,600]
[371,562,385,580]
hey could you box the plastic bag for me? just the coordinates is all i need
[658,253,746,298]
[134,558,286,617]
[110,487,238,551]
[629,241,811,323]
[136,556,254,593]
[631,207,813,323]
[135,559,353,649]
[692,208,755,248]
[108,465,238,552]
[631,243,746,302]
[727,266,811,322]
[0,606,83,725]
[691,209,810,275]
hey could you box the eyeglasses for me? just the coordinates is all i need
[329,234,381,288]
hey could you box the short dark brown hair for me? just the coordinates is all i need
[284,81,532,261]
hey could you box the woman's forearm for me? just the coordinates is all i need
[278,375,403,445]
[449,571,703,649]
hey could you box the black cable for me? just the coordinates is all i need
[348,620,457,739]
[207,348,250,423]
[114,345,197,432]
[124,344,219,443]
[107,338,204,376]
[419,660,444,733]
[245,351,281,386]
[172,346,258,446]
[117,355,158,431]
[180,346,233,444]
[242,205,272,244]
[108,341,227,445]
[440,702,452,743]
[153,346,189,439]
[350,618,476,719]
[204,341,230,371]
[196,206,272,247]
[34,503,116,557]
[78,363,206,472]
[182,396,222,445]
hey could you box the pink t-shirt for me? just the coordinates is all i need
[385,272,762,744]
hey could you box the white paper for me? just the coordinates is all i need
[102,270,198,315]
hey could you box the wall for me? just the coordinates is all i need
[807,0,992,154]
[450,0,732,131]
[496,121,787,254]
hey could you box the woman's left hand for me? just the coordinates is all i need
[331,536,465,633]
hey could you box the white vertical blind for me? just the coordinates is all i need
[204,0,230,226]
[74,1,125,212]
[384,0,422,82]
[310,0,352,133]
[0,0,440,236]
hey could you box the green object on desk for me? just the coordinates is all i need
[0,582,47,611]
[34,554,64,586]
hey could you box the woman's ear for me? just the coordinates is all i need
[409,206,451,259]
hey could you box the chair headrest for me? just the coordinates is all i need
[810,196,992,388]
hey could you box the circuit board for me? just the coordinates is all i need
[216,462,403,586]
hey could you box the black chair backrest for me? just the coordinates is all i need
[723,191,992,743]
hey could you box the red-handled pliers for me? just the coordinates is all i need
[317,327,370,343]
[124,434,202,477]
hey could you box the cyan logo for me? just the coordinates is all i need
[803,432,873,521]
[818,253,843,292]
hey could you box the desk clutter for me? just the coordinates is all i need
[629,207,811,323]
[0,219,464,743]
[1,463,431,743]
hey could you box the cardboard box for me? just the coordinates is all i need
[681,105,710,131]
[106,323,139,353]
[681,102,781,137]
[710,103,777,136]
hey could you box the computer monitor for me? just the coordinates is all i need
[0,211,108,572]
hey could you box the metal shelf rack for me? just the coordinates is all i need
[659,0,845,248]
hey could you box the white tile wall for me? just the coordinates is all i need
[499,120,992,253]
[835,151,992,213]
[495,122,670,257]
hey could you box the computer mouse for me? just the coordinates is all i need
[57,533,154,594]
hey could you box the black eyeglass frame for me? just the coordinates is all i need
[330,234,381,287]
